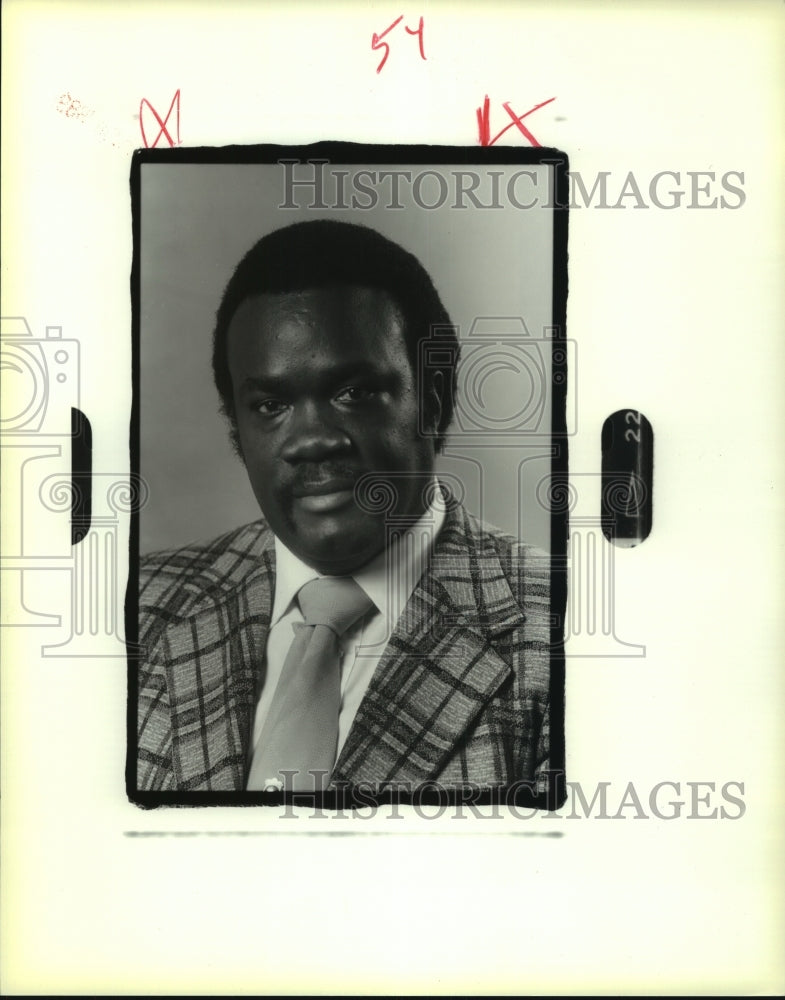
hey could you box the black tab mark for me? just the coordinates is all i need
[601,409,653,547]
[71,407,92,545]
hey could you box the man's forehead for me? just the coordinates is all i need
[225,284,413,385]
[228,284,405,331]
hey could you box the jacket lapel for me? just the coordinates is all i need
[332,503,525,788]
[161,528,274,791]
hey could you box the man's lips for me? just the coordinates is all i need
[291,479,358,512]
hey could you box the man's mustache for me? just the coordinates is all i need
[288,464,364,492]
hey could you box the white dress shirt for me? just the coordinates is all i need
[247,483,447,773]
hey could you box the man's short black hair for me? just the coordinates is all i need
[212,219,459,452]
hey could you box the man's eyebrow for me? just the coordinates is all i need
[239,362,396,393]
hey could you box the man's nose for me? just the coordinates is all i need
[280,401,352,462]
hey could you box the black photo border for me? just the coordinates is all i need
[126,142,569,813]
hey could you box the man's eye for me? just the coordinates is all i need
[336,386,375,403]
[256,399,288,416]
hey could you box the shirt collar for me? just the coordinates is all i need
[271,478,447,627]
[270,537,322,627]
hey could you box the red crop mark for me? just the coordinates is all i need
[139,89,181,148]
[476,95,556,147]
[372,14,426,73]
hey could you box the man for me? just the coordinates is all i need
[136,220,551,797]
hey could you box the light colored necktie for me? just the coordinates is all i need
[247,577,373,793]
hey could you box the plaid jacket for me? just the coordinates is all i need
[136,502,552,793]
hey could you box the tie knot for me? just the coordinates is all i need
[297,577,374,636]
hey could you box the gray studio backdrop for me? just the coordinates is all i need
[139,161,555,554]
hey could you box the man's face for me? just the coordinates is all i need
[226,285,439,574]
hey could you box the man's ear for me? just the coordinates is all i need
[425,371,444,438]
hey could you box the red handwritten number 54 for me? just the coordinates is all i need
[372,15,426,73]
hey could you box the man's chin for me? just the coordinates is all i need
[287,511,384,575]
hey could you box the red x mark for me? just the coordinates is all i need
[476,95,556,147]
[139,89,181,148]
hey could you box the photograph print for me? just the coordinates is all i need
[129,143,568,808]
